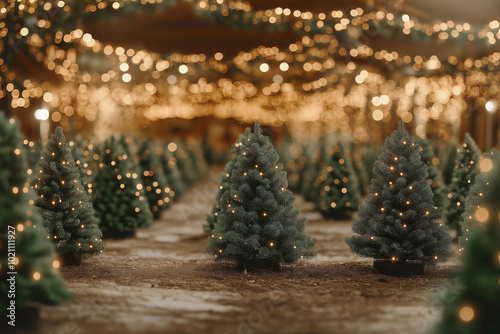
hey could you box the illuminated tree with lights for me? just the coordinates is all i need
[280,140,307,192]
[301,144,323,202]
[346,121,452,274]
[445,134,481,236]
[92,136,153,237]
[175,141,207,186]
[160,143,185,200]
[434,153,500,334]
[23,139,42,171]
[137,141,171,219]
[34,127,105,258]
[458,152,496,252]
[205,127,251,233]
[416,139,447,208]
[70,137,94,195]
[208,123,315,269]
[0,115,72,318]
[316,143,360,218]
[351,142,371,195]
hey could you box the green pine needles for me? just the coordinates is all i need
[92,136,153,235]
[416,139,447,208]
[445,134,481,235]
[0,115,72,314]
[346,121,452,265]
[205,127,251,233]
[207,123,315,265]
[434,153,500,334]
[34,127,105,255]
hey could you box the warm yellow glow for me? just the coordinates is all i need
[475,207,489,223]
[480,158,494,173]
[33,272,41,281]
[458,306,474,322]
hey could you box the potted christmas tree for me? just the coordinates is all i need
[445,134,481,236]
[207,123,315,271]
[137,140,171,219]
[433,153,500,334]
[205,127,251,233]
[316,142,360,219]
[0,115,72,325]
[346,121,452,276]
[160,142,186,200]
[34,127,105,266]
[92,136,153,238]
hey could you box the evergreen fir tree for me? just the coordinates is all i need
[23,139,42,172]
[205,128,251,233]
[301,143,323,202]
[70,137,94,195]
[434,153,500,334]
[316,142,360,218]
[283,141,307,192]
[458,152,496,252]
[34,127,105,255]
[440,140,458,186]
[160,143,185,200]
[346,121,452,266]
[0,115,72,316]
[351,142,370,195]
[416,138,447,208]
[136,140,171,219]
[207,123,315,266]
[174,141,199,186]
[92,136,153,235]
[445,134,481,236]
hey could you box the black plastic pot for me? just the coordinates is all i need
[58,252,82,266]
[373,259,424,277]
[238,258,280,272]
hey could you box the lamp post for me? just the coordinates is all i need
[35,108,50,144]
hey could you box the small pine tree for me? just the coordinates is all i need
[92,136,153,235]
[0,115,72,316]
[346,121,452,265]
[207,123,315,266]
[160,143,185,200]
[351,142,370,195]
[23,139,42,172]
[173,142,198,186]
[440,140,458,186]
[316,143,360,218]
[205,128,251,233]
[445,134,481,236]
[70,137,94,195]
[433,153,500,334]
[416,139,447,208]
[34,127,105,255]
[137,141,171,219]
[301,143,323,202]
[281,141,307,192]
[458,152,496,252]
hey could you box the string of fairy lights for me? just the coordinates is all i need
[2,0,500,141]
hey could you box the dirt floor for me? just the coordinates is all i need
[19,168,461,334]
